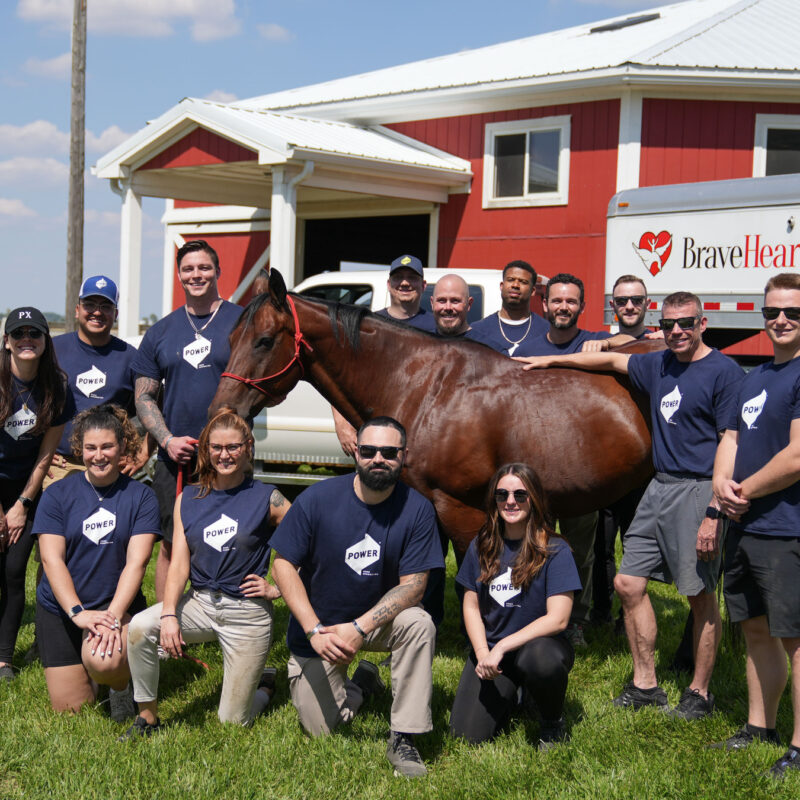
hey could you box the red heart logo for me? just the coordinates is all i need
[635,231,672,276]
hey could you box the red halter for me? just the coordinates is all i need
[220,294,313,397]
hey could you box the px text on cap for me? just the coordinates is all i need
[4,307,50,336]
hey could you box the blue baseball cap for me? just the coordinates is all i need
[79,275,119,305]
[389,255,424,277]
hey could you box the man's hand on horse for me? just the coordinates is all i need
[581,339,609,353]
[514,356,554,370]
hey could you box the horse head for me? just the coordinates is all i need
[211,269,311,420]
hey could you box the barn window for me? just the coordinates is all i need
[753,114,800,176]
[483,116,571,208]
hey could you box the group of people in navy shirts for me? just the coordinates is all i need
[1,240,799,780]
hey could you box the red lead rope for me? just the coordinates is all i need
[220,295,313,397]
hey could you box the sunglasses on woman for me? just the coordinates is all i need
[9,328,44,340]
[494,488,529,503]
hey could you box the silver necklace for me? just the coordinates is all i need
[185,301,222,340]
[497,314,532,356]
[85,474,117,503]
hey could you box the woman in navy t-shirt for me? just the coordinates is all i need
[450,463,581,749]
[33,405,159,715]
[124,409,291,736]
[0,307,72,682]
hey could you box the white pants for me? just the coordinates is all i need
[127,588,273,725]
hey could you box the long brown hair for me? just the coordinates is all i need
[477,463,559,590]
[193,407,254,498]
[0,328,67,435]
[70,404,141,460]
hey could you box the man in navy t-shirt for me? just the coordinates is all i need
[133,240,242,600]
[271,416,443,778]
[712,274,800,778]
[519,290,743,719]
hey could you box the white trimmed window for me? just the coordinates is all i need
[483,116,571,208]
[753,114,800,176]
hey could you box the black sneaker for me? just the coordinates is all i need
[258,667,277,697]
[669,687,714,720]
[118,715,162,742]
[709,725,781,750]
[770,746,800,779]
[351,660,385,700]
[613,682,669,710]
[538,718,567,752]
[386,731,427,778]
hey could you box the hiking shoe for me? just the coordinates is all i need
[0,664,15,683]
[351,660,385,700]
[108,683,136,723]
[669,687,715,721]
[709,725,781,750]
[258,667,277,696]
[386,731,427,778]
[564,623,587,649]
[118,715,162,741]
[613,682,669,710]
[538,717,567,752]
[770,746,800,779]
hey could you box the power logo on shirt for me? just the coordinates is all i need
[76,365,107,398]
[204,514,238,552]
[345,533,381,576]
[660,385,682,424]
[488,567,522,607]
[183,336,212,369]
[4,407,36,440]
[83,508,116,544]
[742,389,767,430]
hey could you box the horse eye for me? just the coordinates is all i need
[255,336,274,350]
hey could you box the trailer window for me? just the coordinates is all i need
[753,114,800,176]
[483,116,570,208]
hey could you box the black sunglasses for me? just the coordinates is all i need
[9,328,44,340]
[613,295,646,308]
[494,488,529,503]
[658,316,699,332]
[762,307,800,321]
[357,445,403,460]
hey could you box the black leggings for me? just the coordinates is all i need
[0,479,36,663]
[450,636,574,744]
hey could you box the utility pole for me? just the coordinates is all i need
[65,0,86,331]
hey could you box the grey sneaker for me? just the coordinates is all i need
[669,687,714,720]
[108,683,136,723]
[613,682,669,710]
[351,660,386,700]
[118,715,162,742]
[564,623,587,649]
[0,664,15,683]
[538,717,567,752]
[770,746,800,779]
[709,725,781,750]
[386,731,427,778]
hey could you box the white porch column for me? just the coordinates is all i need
[616,89,643,192]
[117,181,142,339]
[270,166,298,288]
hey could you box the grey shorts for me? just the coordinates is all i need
[619,473,721,596]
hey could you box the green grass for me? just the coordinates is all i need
[2,546,798,800]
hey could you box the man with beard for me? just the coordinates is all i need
[271,416,443,778]
[431,274,480,339]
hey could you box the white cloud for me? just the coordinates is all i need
[257,23,293,42]
[17,0,241,41]
[0,198,37,218]
[0,156,70,185]
[86,125,133,153]
[23,51,71,79]
[0,121,133,157]
[84,208,120,226]
[204,89,238,104]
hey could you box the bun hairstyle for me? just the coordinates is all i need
[193,407,254,497]
[70,403,140,459]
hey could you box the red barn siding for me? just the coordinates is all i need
[174,200,218,208]
[142,128,257,171]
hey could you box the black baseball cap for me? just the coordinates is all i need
[5,307,49,336]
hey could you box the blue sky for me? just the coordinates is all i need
[1,0,654,318]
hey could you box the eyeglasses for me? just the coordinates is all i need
[762,307,800,321]
[357,445,403,460]
[9,328,44,340]
[658,316,700,332]
[494,488,529,503]
[80,299,115,314]
[613,295,646,308]
[209,442,245,456]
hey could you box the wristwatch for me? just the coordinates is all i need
[17,495,32,510]
[306,622,323,640]
[705,506,722,520]
[69,604,85,620]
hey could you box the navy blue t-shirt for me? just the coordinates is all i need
[375,307,436,333]
[33,472,160,616]
[456,537,581,648]
[270,474,444,658]
[0,375,74,481]
[628,348,743,477]
[132,301,242,459]
[53,332,138,456]
[180,478,277,597]
[469,313,549,356]
[728,357,800,537]
[517,328,612,358]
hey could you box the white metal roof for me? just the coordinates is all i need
[239,0,798,114]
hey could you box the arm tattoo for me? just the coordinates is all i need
[270,490,287,508]
[135,376,170,445]
[370,572,427,628]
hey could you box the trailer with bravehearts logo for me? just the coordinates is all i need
[605,173,800,360]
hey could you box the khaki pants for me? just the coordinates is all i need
[42,460,86,490]
[288,605,435,737]
[559,512,598,626]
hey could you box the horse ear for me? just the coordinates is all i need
[268,268,288,309]
[251,268,270,297]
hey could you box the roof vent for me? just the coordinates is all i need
[590,12,660,33]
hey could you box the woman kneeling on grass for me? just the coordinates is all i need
[122,409,290,738]
[33,404,159,717]
[449,463,581,749]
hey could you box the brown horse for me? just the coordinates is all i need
[211,270,657,556]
